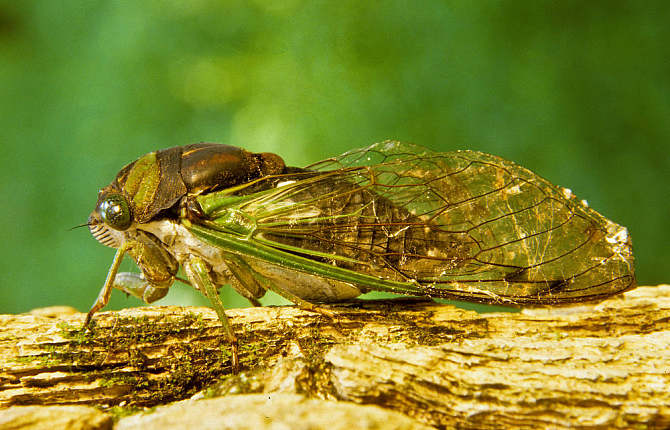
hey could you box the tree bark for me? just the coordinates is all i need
[1,285,669,429]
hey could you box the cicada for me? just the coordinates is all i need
[86,141,635,370]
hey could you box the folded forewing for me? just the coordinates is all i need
[205,141,635,305]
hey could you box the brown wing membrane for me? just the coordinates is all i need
[224,141,636,305]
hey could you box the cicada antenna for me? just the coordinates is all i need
[69,222,91,231]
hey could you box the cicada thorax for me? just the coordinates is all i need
[110,143,286,224]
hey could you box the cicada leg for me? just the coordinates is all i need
[85,232,176,328]
[183,256,239,373]
[244,296,262,307]
[177,274,263,306]
[224,254,336,319]
[85,272,169,326]
[112,272,170,303]
[220,265,263,307]
[84,244,129,327]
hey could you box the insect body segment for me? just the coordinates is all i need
[86,141,636,371]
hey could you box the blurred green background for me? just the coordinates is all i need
[1,1,668,314]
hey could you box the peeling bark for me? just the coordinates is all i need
[1,285,669,429]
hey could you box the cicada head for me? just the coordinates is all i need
[88,186,133,249]
[88,143,288,248]
[88,148,168,248]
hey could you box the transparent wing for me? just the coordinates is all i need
[205,141,635,305]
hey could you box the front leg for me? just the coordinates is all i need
[183,256,239,373]
[85,231,177,327]
[84,271,169,326]
[85,245,128,326]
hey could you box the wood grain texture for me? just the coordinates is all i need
[1,285,669,429]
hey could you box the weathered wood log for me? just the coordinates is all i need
[1,285,669,429]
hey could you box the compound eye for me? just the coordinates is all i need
[98,193,132,230]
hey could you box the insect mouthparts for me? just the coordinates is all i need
[89,222,122,248]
